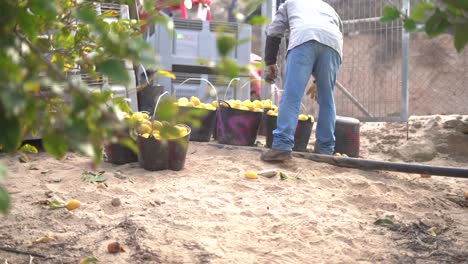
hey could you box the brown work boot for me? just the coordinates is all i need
[261,148,292,161]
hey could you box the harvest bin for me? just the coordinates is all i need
[136,125,191,171]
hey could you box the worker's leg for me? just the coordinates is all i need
[272,41,315,151]
[313,43,341,155]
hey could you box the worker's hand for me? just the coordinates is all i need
[306,81,317,101]
[264,64,278,84]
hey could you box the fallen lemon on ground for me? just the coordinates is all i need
[65,199,81,211]
[244,170,258,179]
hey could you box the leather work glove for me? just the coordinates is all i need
[264,64,278,84]
[306,80,317,101]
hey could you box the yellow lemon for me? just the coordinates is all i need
[212,100,219,108]
[65,199,81,211]
[137,124,152,135]
[253,108,264,112]
[178,97,189,104]
[141,113,149,119]
[175,125,188,137]
[267,110,277,116]
[274,107,279,113]
[298,114,308,121]
[153,120,163,130]
[239,105,249,111]
[186,102,194,107]
[141,133,150,138]
[140,119,152,128]
[178,101,188,107]
[244,171,258,179]
[253,100,263,109]
[190,96,201,106]
[131,112,144,121]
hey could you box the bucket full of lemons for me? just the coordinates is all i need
[136,92,191,171]
[104,111,150,165]
[173,78,218,142]
[216,99,264,146]
[265,106,315,152]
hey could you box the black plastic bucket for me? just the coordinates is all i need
[334,116,360,157]
[104,131,138,165]
[104,142,138,165]
[177,106,217,142]
[137,84,164,113]
[136,125,191,171]
[216,102,262,146]
[265,115,314,152]
[258,108,271,136]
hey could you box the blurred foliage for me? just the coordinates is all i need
[381,0,468,52]
[0,0,264,214]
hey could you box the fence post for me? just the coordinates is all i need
[401,0,410,122]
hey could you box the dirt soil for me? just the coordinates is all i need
[1,115,467,264]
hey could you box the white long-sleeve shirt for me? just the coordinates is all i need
[267,0,343,60]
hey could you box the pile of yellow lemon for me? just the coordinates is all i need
[215,99,278,113]
[266,108,314,122]
[123,111,189,140]
[176,96,216,111]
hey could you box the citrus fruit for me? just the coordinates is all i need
[65,199,81,211]
[190,96,201,106]
[244,171,258,179]
[298,114,308,121]
[137,124,152,135]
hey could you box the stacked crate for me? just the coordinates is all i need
[139,18,252,101]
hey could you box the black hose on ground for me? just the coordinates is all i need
[206,143,468,178]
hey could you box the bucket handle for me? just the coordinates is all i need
[224,78,250,100]
[217,99,232,109]
[151,91,170,122]
[174,78,219,102]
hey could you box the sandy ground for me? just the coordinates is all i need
[1,115,467,264]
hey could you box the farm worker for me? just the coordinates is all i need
[261,0,343,161]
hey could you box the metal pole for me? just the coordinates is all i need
[260,0,276,100]
[336,81,373,117]
[401,0,410,122]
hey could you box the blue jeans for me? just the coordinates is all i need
[272,40,341,154]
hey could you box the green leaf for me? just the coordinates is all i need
[112,97,132,114]
[118,138,138,154]
[441,0,468,10]
[96,59,129,84]
[279,172,288,181]
[155,99,178,121]
[83,171,107,183]
[49,199,65,209]
[0,110,21,153]
[0,165,6,178]
[374,218,394,226]
[411,2,435,21]
[380,6,401,23]
[0,186,10,214]
[425,10,451,36]
[42,129,68,159]
[80,257,99,264]
[248,15,269,25]
[403,19,417,32]
[74,6,97,24]
[28,0,58,19]
[20,144,39,154]
[216,35,236,57]
[454,23,468,52]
